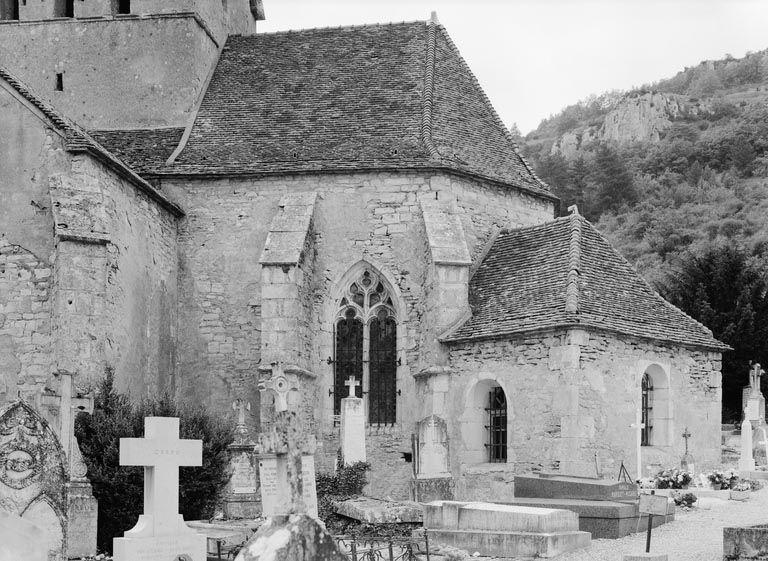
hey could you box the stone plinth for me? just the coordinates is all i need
[66,481,98,558]
[514,473,638,502]
[234,514,345,561]
[622,555,668,561]
[225,441,260,519]
[423,501,590,558]
[724,524,768,560]
[411,476,454,502]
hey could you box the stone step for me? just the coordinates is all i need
[428,528,591,559]
[424,501,579,533]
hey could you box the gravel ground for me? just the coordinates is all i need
[556,488,768,561]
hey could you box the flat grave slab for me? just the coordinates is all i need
[515,473,639,502]
[334,497,423,523]
[423,501,590,558]
[505,497,674,539]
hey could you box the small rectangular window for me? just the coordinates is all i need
[118,0,130,14]
[0,0,20,20]
[486,387,507,463]
[55,73,64,92]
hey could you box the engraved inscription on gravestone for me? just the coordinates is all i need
[231,453,257,494]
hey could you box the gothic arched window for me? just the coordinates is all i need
[334,269,397,425]
[641,372,653,446]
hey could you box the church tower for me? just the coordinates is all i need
[0,0,265,129]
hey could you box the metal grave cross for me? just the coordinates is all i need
[682,427,691,455]
[119,417,202,536]
[345,376,360,398]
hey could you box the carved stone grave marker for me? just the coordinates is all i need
[113,416,206,561]
[0,399,68,561]
[225,399,260,518]
[256,365,318,518]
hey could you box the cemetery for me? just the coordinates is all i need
[1,366,768,561]
[1,2,768,561]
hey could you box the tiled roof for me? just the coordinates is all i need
[0,67,182,216]
[165,20,553,199]
[443,214,730,351]
[90,128,185,175]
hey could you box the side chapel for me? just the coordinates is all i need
[0,0,727,502]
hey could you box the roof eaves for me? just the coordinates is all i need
[441,319,731,351]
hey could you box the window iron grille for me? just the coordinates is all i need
[641,372,653,446]
[485,386,507,463]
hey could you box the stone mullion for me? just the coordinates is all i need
[362,318,371,426]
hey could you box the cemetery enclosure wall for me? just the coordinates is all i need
[162,171,553,433]
[447,328,722,482]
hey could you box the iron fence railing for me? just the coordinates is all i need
[332,533,430,561]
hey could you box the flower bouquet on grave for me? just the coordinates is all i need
[653,468,692,489]
[730,480,752,501]
[707,469,739,490]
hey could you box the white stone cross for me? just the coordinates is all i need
[119,417,202,537]
[344,376,360,398]
[630,408,645,480]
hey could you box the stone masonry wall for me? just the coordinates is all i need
[446,328,722,497]
[163,170,553,498]
[52,155,178,396]
[0,82,63,403]
[0,15,219,128]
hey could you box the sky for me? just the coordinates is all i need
[258,0,768,134]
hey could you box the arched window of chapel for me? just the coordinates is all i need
[334,269,398,425]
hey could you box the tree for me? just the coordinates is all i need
[658,245,768,419]
[75,370,235,553]
[590,144,637,215]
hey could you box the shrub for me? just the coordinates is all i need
[75,369,234,554]
[316,461,370,531]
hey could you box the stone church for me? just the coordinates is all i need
[0,0,727,505]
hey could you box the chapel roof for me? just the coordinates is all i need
[157,20,552,199]
[442,214,730,351]
[90,128,185,176]
[0,67,182,216]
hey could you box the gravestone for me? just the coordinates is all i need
[411,414,454,502]
[256,368,318,518]
[340,376,365,466]
[224,399,260,519]
[113,416,206,561]
[742,363,765,425]
[740,417,756,472]
[40,370,98,558]
[0,510,48,561]
[0,399,68,561]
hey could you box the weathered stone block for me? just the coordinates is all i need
[234,514,345,561]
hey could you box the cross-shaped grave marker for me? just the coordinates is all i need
[40,370,94,480]
[682,427,691,455]
[345,376,360,398]
[119,417,202,537]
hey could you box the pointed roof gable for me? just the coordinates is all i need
[165,20,553,200]
[443,215,730,351]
